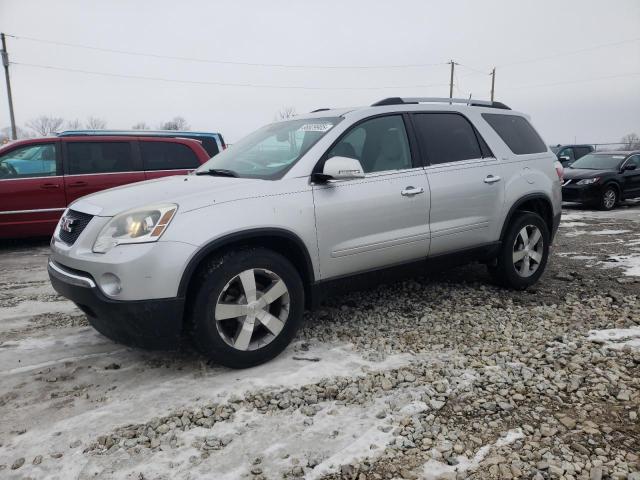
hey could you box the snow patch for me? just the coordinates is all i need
[559,221,589,227]
[589,229,630,235]
[587,327,640,351]
[421,428,524,479]
[600,254,640,276]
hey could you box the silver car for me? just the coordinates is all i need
[48,98,562,368]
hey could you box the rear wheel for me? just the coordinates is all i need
[189,248,304,368]
[489,212,550,289]
[598,186,618,210]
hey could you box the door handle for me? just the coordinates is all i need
[484,175,501,184]
[68,181,88,187]
[401,186,425,196]
[40,183,60,189]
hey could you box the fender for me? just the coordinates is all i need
[499,192,554,241]
[177,228,315,298]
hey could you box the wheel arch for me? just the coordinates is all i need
[500,193,554,242]
[177,228,316,307]
[602,180,622,196]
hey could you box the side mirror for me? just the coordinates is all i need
[559,155,571,162]
[623,163,637,171]
[315,156,365,182]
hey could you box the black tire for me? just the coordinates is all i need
[189,247,304,368]
[598,185,618,211]
[488,212,550,290]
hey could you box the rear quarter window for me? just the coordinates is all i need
[141,141,200,170]
[482,113,547,155]
[198,138,220,156]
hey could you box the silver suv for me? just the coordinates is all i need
[48,98,562,368]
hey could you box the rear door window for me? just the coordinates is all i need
[482,113,547,155]
[141,141,200,170]
[573,146,591,159]
[66,142,133,174]
[412,113,483,165]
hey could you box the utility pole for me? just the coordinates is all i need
[490,67,496,102]
[448,60,455,100]
[1,33,17,140]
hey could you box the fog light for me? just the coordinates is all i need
[99,273,122,296]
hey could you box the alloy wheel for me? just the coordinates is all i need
[512,225,544,278]
[603,189,616,209]
[214,268,290,351]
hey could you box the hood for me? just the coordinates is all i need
[563,168,613,180]
[70,175,264,217]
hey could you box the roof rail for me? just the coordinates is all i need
[310,108,330,113]
[371,97,510,110]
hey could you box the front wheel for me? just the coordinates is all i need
[488,212,550,290]
[189,248,304,368]
[598,186,618,211]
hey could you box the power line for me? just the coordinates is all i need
[456,63,491,76]
[4,33,449,70]
[498,37,640,69]
[500,71,640,90]
[10,61,451,91]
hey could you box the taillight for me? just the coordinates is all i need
[554,161,564,181]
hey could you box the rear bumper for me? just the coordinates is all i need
[48,258,184,349]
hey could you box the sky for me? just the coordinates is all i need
[0,0,639,144]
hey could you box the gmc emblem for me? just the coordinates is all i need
[60,216,76,233]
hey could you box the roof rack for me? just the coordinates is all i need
[371,97,510,110]
[57,129,222,137]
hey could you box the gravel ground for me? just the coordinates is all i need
[0,203,638,480]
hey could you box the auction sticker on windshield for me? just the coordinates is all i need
[298,123,334,132]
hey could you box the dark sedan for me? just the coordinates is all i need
[561,151,640,210]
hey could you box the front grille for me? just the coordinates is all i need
[58,210,94,245]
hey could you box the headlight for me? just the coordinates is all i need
[93,204,177,253]
[576,177,600,185]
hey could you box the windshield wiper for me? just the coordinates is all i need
[195,168,238,177]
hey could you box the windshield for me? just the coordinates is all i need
[569,153,626,170]
[195,117,342,179]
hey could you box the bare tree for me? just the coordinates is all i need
[1,125,30,140]
[26,116,64,136]
[86,117,107,130]
[276,106,297,120]
[66,119,83,129]
[621,133,640,150]
[132,122,150,130]
[159,116,190,131]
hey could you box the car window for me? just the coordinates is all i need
[196,117,341,179]
[141,142,200,170]
[0,144,57,179]
[412,113,482,165]
[574,147,591,159]
[199,137,220,156]
[558,148,575,161]
[67,142,133,175]
[327,115,412,173]
[626,155,640,168]
[482,113,547,155]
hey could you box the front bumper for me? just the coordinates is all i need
[48,258,184,349]
[562,183,601,204]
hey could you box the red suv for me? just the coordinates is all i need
[0,136,211,239]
